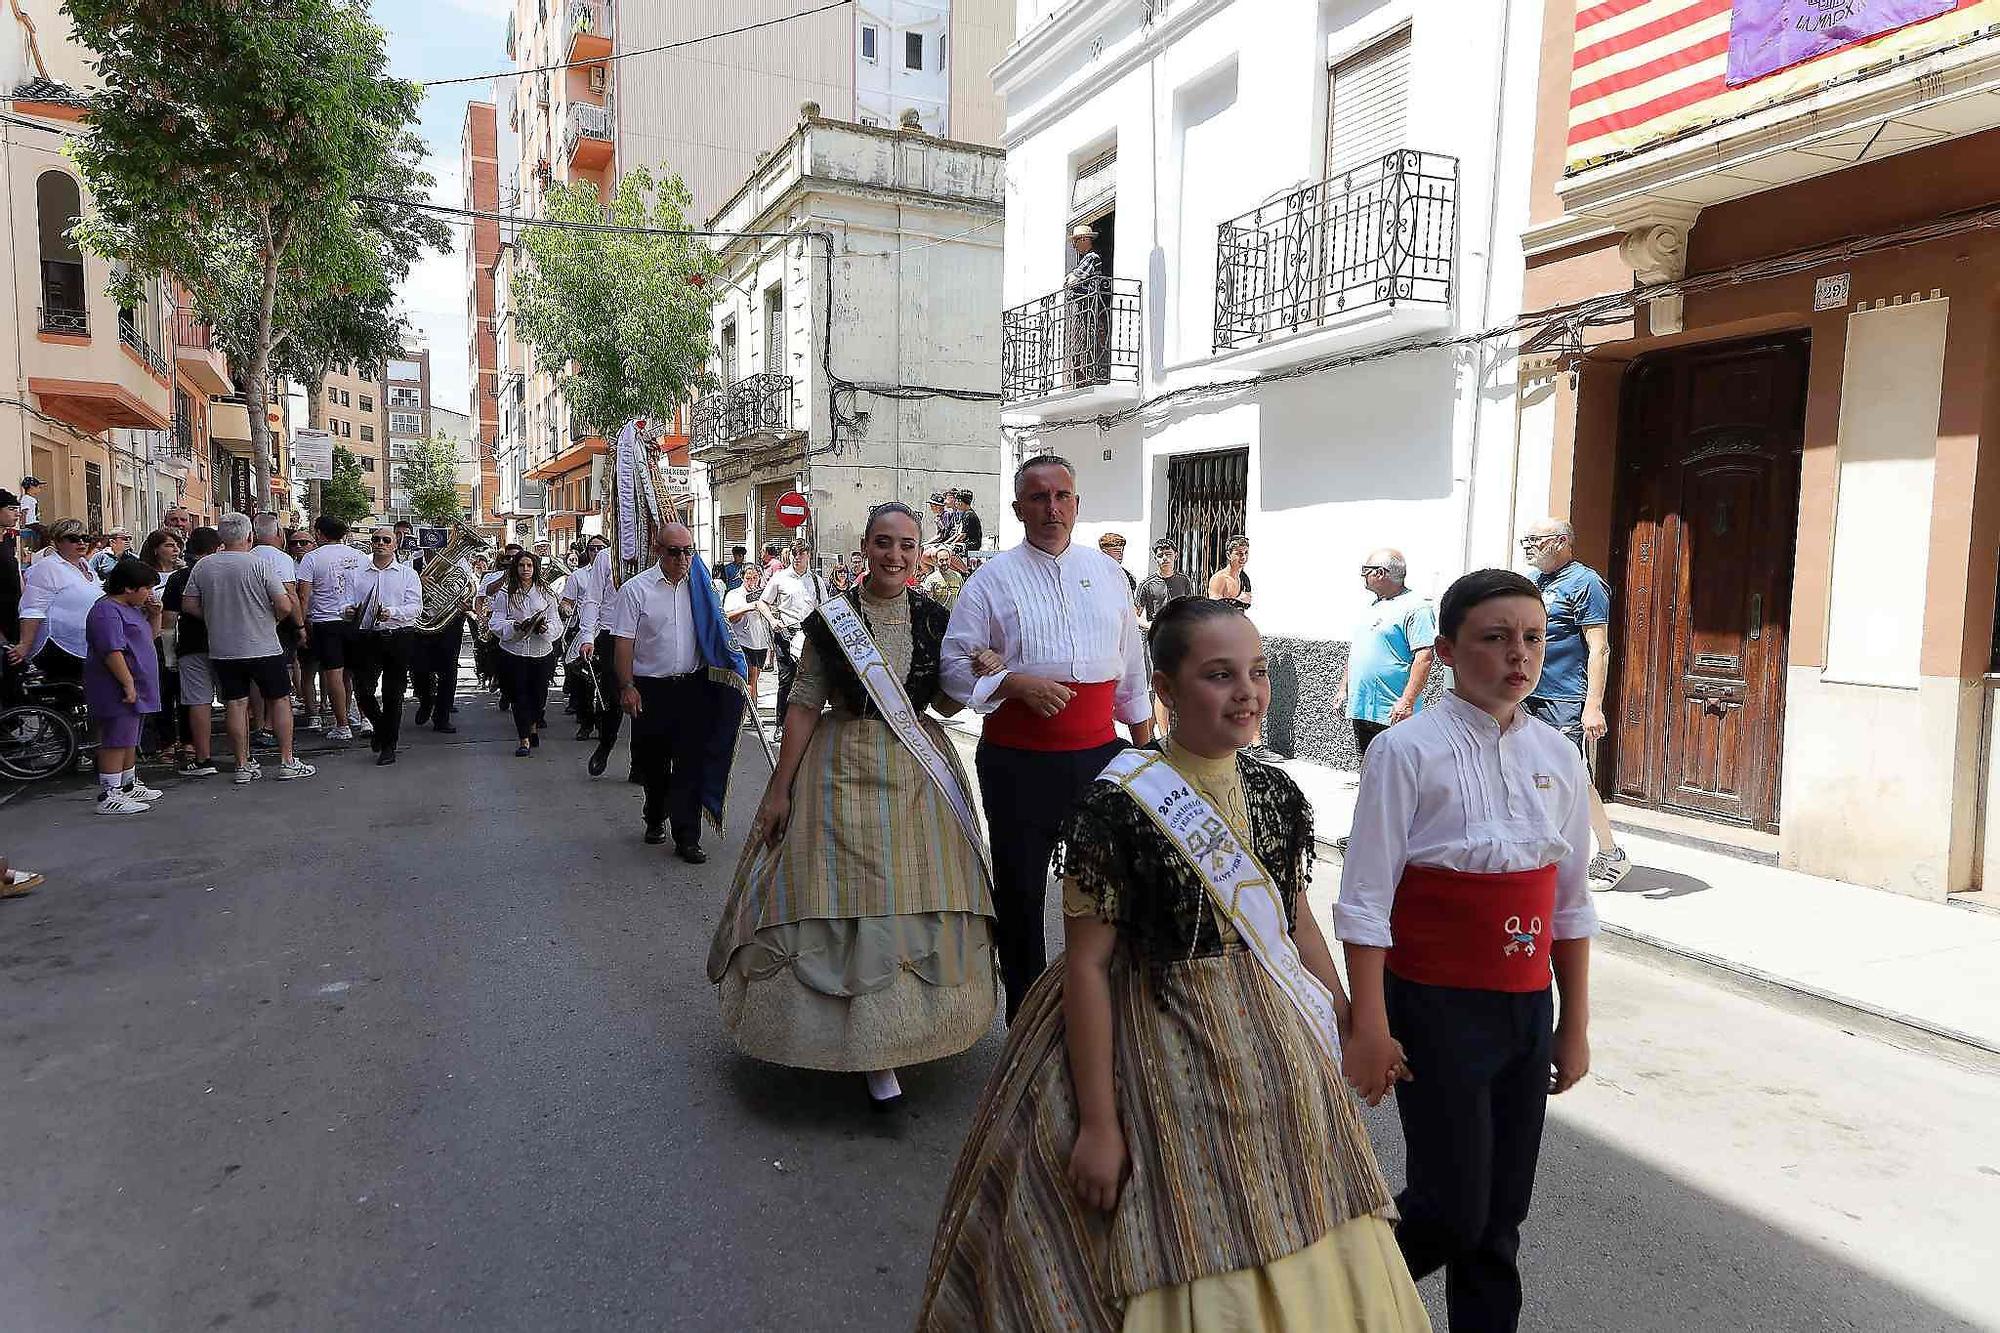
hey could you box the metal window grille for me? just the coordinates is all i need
[1165,448,1248,583]
[1213,150,1455,352]
[1001,278,1142,404]
[691,373,794,453]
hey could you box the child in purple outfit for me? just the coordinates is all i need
[84,557,163,815]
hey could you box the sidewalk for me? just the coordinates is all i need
[1278,758,2000,1064]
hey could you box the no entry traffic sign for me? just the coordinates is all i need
[775,491,810,528]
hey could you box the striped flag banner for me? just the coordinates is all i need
[1566,0,1992,172]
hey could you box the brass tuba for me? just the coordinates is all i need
[415,522,491,633]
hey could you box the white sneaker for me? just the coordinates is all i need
[302,715,323,731]
[1588,847,1632,889]
[233,764,262,785]
[350,718,374,737]
[125,782,165,802]
[325,725,353,741]
[176,758,219,777]
[97,790,150,814]
[275,759,317,781]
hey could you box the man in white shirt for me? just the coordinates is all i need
[611,522,732,859]
[296,515,366,740]
[561,534,609,741]
[343,527,425,766]
[941,454,1154,1020]
[759,542,826,727]
[571,539,628,775]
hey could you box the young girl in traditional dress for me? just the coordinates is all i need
[919,597,1427,1332]
[708,502,997,1110]
[1336,569,1596,1333]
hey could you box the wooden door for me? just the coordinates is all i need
[1609,336,1807,831]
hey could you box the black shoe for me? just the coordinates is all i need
[643,824,667,845]
[675,843,707,865]
[529,732,540,749]
[432,722,457,734]
[574,724,594,740]
[587,743,611,777]
[368,734,381,753]
[376,750,397,766]
[514,744,531,758]
[414,703,432,727]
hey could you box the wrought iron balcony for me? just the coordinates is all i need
[1001,278,1142,406]
[170,409,195,458]
[38,303,86,335]
[690,373,797,454]
[567,0,611,62]
[563,101,613,169]
[1214,150,1456,353]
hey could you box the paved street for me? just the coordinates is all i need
[3,694,1997,1332]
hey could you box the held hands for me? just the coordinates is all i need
[1341,1019,1412,1107]
[1550,1022,1590,1095]
[1004,673,1075,718]
[620,684,643,717]
[1068,1120,1128,1212]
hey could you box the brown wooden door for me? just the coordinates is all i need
[1609,335,1807,831]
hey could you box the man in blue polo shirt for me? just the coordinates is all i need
[1523,517,1628,886]
[1343,547,1436,757]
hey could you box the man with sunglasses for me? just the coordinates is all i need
[343,527,423,766]
[1521,518,1630,887]
[1343,548,1437,759]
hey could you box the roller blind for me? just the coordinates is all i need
[1325,29,1410,179]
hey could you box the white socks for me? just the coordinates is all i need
[99,772,121,797]
[865,1069,903,1102]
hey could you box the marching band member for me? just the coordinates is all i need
[488,549,559,758]
[709,502,995,1111]
[1337,568,1597,1333]
[939,454,1152,1021]
[920,597,1425,1331]
[571,537,627,778]
[343,527,424,767]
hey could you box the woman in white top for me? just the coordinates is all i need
[722,563,774,717]
[487,550,559,757]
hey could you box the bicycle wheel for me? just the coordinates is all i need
[0,704,78,782]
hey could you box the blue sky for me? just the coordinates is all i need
[374,0,511,414]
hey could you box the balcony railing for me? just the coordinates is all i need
[691,372,796,452]
[567,0,610,53]
[170,410,195,458]
[1001,278,1142,405]
[40,260,85,334]
[563,100,613,162]
[1214,150,1456,352]
[39,303,86,335]
[172,305,211,350]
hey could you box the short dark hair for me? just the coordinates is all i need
[954,488,975,504]
[315,515,348,542]
[102,554,160,595]
[185,526,222,559]
[1013,453,1074,497]
[732,545,747,557]
[1439,569,1543,639]
[394,519,413,531]
[1147,596,1251,677]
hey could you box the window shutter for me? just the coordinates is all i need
[1325,29,1410,179]
[1071,147,1117,216]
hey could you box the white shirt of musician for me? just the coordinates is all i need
[609,565,698,678]
[939,539,1149,724]
[760,567,825,629]
[297,543,365,623]
[572,547,614,639]
[344,562,424,632]
[489,583,558,658]
[1334,690,1599,949]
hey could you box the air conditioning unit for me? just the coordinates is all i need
[587,66,606,93]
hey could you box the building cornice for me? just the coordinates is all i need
[995,0,1232,150]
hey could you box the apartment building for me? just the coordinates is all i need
[996,0,1544,768]
[1521,0,2000,902]
[319,361,387,515]
[382,346,431,525]
[483,0,1010,538]
[430,402,479,522]
[694,113,1004,565]
[461,99,502,540]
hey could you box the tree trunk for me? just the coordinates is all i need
[305,372,325,518]
[245,233,286,509]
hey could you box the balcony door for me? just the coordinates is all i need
[1166,448,1248,587]
[1326,28,1409,178]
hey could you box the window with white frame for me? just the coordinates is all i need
[1325,28,1410,179]
[905,31,923,71]
[390,411,423,436]
[861,24,878,62]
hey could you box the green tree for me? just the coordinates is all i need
[397,431,464,525]
[66,0,450,507]
[511,169,719,434]
[319,445,373,526]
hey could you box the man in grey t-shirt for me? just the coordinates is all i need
[182,512,313,783]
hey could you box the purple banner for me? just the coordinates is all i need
[1726,0,1956,86]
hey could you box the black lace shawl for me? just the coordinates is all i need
[1054,746,1315,965]
[799,586,953,719]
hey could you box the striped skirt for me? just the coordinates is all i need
[919,949,1412,1331]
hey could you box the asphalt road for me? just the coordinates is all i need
[2,689,1994,1331]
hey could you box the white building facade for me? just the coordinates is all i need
[996,0,1547,767]
[693,114,1005,568]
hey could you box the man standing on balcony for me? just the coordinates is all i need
[1064,225,1107,388]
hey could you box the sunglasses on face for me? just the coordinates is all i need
[371,536,395,545]
[1519,534,1565,550]
[1360,565,1389,576]
[661,545,695,558]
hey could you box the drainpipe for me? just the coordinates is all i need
[1457,0,1515,576]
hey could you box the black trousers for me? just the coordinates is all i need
[1354,718,1389,757]
[497,649,553,739]
[1387,973,1554,1333]
[588,631,623,750]
[974,738,1127,1021]
[771,633,799,725]
[631,673,723,847]
[412,614,464,720]
[563,640,597,726]
[349,630,414,751]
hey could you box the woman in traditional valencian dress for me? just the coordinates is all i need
[708,502,997,1110]
[919,597,1427,1332]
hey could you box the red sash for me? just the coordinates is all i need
[982,680,1117,751]
[1387,864,1558,992]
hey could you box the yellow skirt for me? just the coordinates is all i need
[1121,1216,1429,1333]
